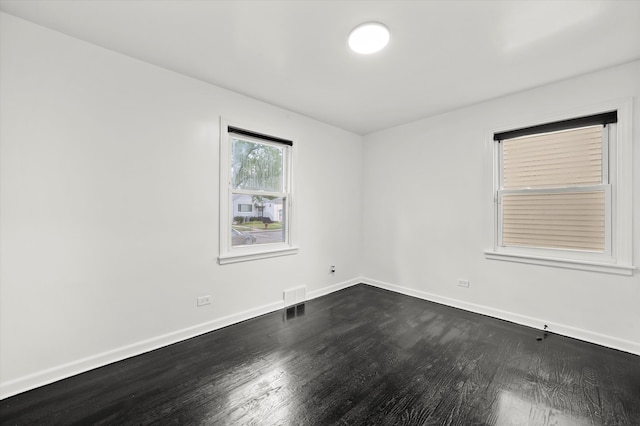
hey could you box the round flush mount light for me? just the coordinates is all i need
[348,22,390,54]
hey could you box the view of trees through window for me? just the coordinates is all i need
[232,139,283,192]
[230,138,286,247]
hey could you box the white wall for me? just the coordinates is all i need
[0,13,363,398]
[2,10,638,401]
[362,60,640,355]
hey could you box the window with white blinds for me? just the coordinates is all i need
[499,125,608,252]
[493,109,619,255]
[487,104,634,275]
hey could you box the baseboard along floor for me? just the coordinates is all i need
[1,284,639,425]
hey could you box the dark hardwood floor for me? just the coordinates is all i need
[1,284,639,425]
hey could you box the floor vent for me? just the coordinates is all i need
[285,303,305,320]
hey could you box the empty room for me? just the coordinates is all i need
[1,1,639,424]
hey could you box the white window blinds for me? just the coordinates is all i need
[502,191,605,251]
[499,125,608,252]
[502,126,603,189]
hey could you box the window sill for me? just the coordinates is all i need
[484,250,634,276]
[218,247,299,265]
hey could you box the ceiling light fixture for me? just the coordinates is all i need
[348,22,390,54]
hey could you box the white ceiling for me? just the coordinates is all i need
[1,0,639,135]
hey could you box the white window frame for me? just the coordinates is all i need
[484,99,634,276]
[218,118,298,264]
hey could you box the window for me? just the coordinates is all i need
[500,123,610,253]
[219,121,297,264]
[486,104,634,275]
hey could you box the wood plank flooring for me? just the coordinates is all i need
[1,284,639,425]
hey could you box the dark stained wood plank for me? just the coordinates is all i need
[1,284,639,425]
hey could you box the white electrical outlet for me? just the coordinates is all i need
[457,279,470,288]
[197,295,212,306]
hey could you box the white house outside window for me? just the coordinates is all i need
[485,104,634,276]
[219,121,297,264]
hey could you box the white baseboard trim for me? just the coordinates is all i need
[361,277,640,357]
[4,276,636,399]
[307,278,361,301]
[0,278,360,400]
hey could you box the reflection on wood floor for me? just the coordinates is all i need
[2,284,639,425]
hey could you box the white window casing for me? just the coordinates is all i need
[218,118,298,264]
[485,100,634,275]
